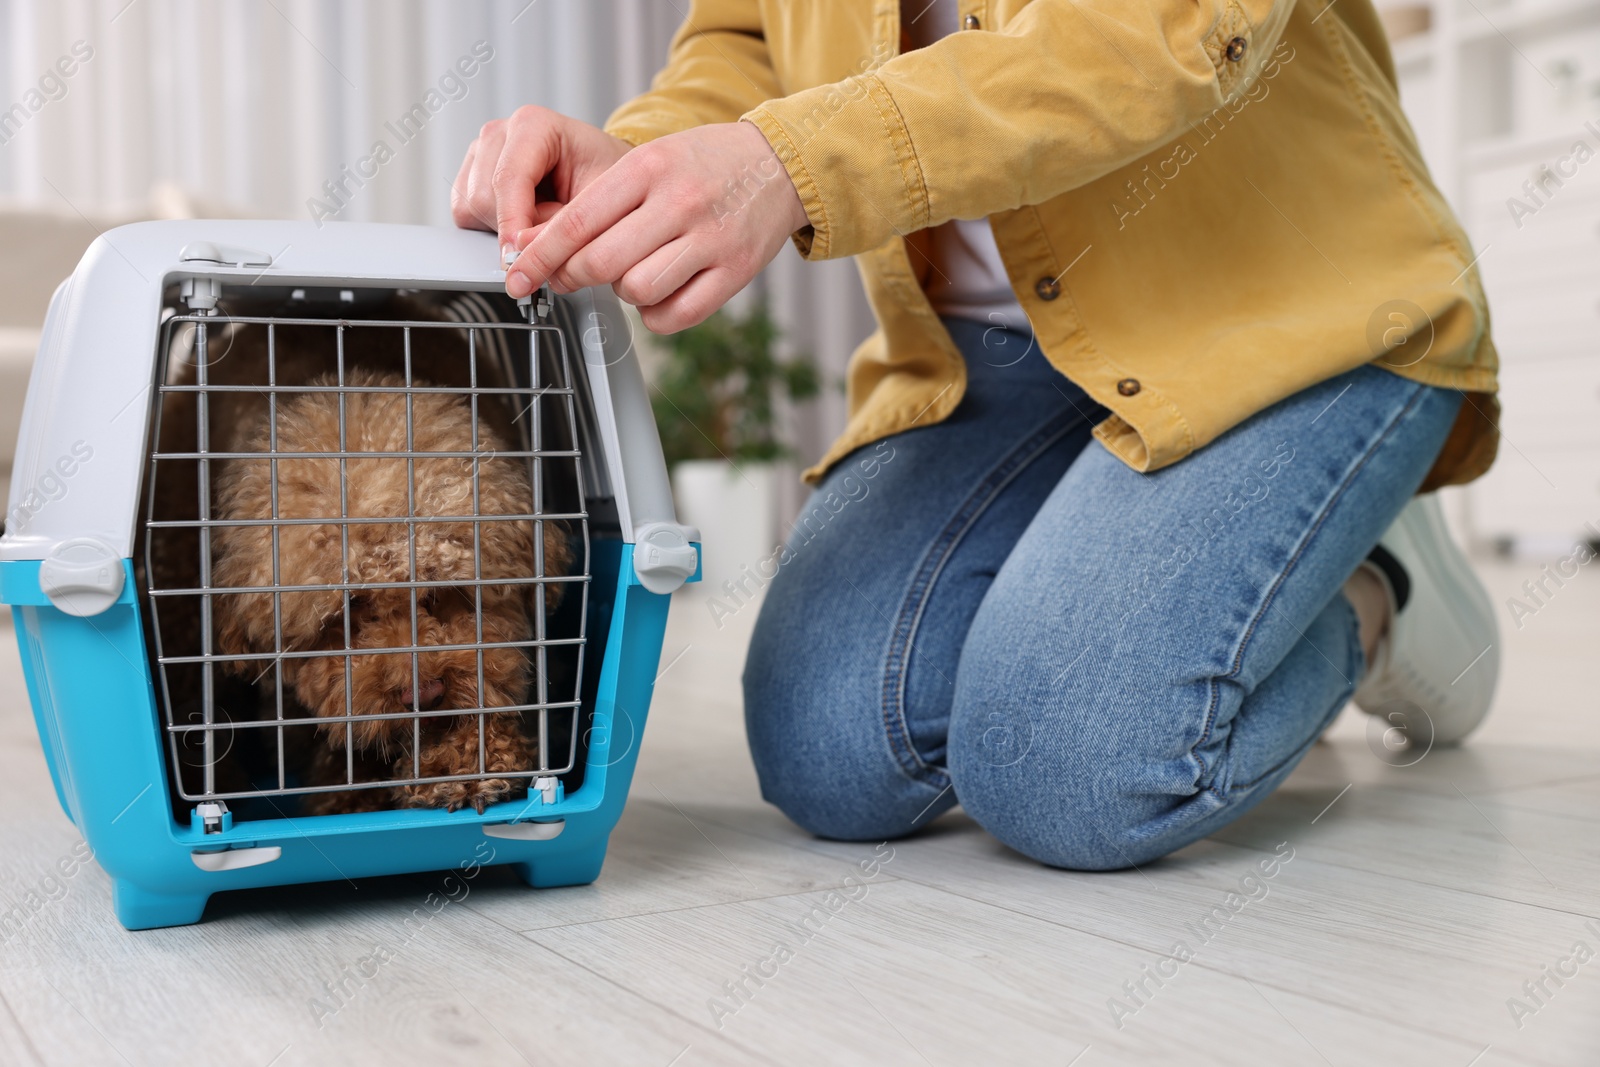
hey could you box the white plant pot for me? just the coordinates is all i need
[671,459,779,602]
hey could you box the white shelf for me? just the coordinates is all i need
[1464,125,1600,168]
[1390,0,1600,551]
[1457,0,1600,46]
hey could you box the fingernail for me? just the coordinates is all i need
[500,243,515,267]
[507,270,531,297]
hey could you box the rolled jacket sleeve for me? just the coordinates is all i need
[604,0,781,147]
[743,0,1295,260]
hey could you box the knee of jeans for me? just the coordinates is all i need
[748,721,939,843]
[761,770,936,843]
[743,658,940,844]
[949,751,1151,871]
[947,686,1173,871]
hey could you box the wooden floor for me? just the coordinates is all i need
[1,556,1596,1066]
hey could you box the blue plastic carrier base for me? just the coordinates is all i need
[5,541,680,930]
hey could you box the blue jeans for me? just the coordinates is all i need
[743,318,1462,870]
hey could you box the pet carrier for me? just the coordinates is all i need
[0,220,700,930]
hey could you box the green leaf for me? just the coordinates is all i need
[649,301,822,467]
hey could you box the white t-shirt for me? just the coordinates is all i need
[901,0,1031,332]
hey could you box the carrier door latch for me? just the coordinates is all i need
[482,776,565,839]
[187,801,283,871]
[632,522,701,594]
[178,241,273,268]
[506,251,553,323]
[193,801,231,835]
[179,242,273,311]
[39,537,126,617]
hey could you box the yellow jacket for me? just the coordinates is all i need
[606,0,1497,489]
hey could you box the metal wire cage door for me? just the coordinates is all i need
[138,292,592,817]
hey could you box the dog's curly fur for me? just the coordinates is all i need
[139,296,578,815]
[196,361,569,819]
[207,367,572,814]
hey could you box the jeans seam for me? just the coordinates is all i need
[879,404,1096,785]
[1195,379,1431,787]
[1202,594,1366,804]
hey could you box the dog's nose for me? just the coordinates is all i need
[400,677,446,710]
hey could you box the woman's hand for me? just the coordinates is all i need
[504,121,809,334]
[450,105,633,258]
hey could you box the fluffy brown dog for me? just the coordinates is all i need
[209,367,571,814]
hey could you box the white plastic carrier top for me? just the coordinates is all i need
[1,220,690,579]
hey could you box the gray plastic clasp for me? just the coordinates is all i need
[39,537,126,617]
[178,241,273,268]
[632,522,700,594]
[178,242,271,311]
[516,283,553,324]
[179,275,221,311]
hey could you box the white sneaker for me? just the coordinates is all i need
[1352,494,1500,746]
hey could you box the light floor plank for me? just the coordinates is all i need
[530,876,1509,1066]
[684,787,1598,1067]
[0,854,765,1066]
[1289,728,1600,799]
[457,785,902,933]
[1480,774,1600,824]
[1210,779,1600,916]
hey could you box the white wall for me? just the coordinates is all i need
[0,0,681,222]
[0,0,870,501]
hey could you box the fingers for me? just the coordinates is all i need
[506,153,653,297]
[492,106,559,248]
[509,204,566,250]
[549,207,686,294]
[614,237,701,308]
[454,120,507,234]
[489,122,788,323]
[449,140,481,230]
[637,266,745,335]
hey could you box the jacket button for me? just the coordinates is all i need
[1034,276,1060,301]
[963,13,981,29]
[1117,378,1141,397]
[1225,36,1248,62]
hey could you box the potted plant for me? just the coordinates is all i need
[650,302,819,594]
